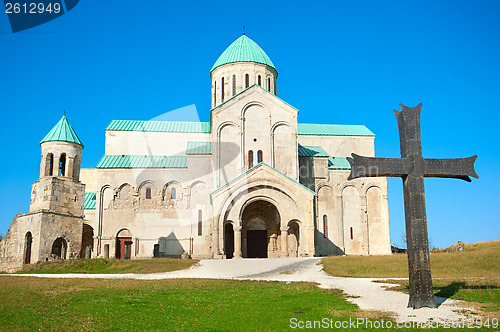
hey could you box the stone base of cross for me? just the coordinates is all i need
[347,103,478,309]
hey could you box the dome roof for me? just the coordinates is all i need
[210,35,277,74]
[40,115,83,147]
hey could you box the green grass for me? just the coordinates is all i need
[18,258,198,274]
[0,277,391,331]
[322,240,500,319]
[321,240,500,279]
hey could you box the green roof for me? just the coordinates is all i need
[211,35,277,74]
[84,192,96,210]
[96,155,187,168]
[40,115,83,146]
[105,119,374,137]
[298,145,329,157]
[328,157,351,170]
[106,120,211,133]
[186,142,212,155]
[298,123,375,136]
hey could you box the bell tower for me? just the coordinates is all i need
[30,115,85,216]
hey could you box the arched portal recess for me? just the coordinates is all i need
[51,237,67,259]
[81,224,94,258]
[24,232,32,264]
[224,223,234,259]
[241,200,281,258]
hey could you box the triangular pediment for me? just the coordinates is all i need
[211,84,299,118]
[211,162,315,199]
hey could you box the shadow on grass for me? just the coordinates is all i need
[434,282,466,299]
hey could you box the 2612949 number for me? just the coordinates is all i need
[5,2,61,14]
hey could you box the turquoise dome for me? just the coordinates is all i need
[210,35,277,74]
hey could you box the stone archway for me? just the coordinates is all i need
[51,237,67,259]
[224,223,234,259]
[241,200,281,258]
[81,224,94,258]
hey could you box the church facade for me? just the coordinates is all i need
[0,35,390,271]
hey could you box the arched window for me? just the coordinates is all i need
[171,187,176,200]
[248,150,254,169]
[59,153,66,176]
[198,209,203,236]
[258,75,261,86]
[45,153,54,176]
[221,77,225,103]
[323,215,328,238]
[350,227,354,240]
[257,150,263,163]
[273,78,276,95]
[267,78,270,91]
[213,81,216,106]
[145,187,151,200]
[245,74,249,88]
[232,75,236,96]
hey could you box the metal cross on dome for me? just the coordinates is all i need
[347,103,478,309]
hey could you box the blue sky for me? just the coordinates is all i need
[0,0,498,249]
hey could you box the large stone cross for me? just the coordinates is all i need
[347,103,478,309]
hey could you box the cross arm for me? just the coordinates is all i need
[347,153,405,180]
[424,155,479,182]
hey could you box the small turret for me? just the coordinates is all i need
[39,115,84,181]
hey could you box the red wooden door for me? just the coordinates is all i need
[116,237,132,259]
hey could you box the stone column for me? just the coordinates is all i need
[53,156,60,176]
[234,226,242,259]
[281,227,288,258]
[67,157,75,178]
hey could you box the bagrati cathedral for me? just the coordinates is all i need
[0,34,391,271]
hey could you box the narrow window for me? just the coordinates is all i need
[257,150,263,163]
[245,74,249,88]
[171,187,176,200]
[274,78,276,95]
[323,215,328,238]
[248,150,254,169]
[59,153,66,176]
[232,75,236,96]
[213,81,216,106]
[350,227,353,240]
[221,77,225,102]
[198,210,203,236]
[145,187,151,200]
[258,75,261,86]
[267,78,270,91]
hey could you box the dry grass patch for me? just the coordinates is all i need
[18,258,199,274]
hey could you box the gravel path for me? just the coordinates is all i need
[10,257,475,323]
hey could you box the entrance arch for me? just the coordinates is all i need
[24,232,32,264]
[116,229,132,259]
[241,200,280,258]
[51,237,67,259]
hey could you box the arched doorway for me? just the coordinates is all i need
[116,229,132,259]
[241,200,280,258]
[24,232,32,264]
[81,224,94,258]
[288,221,300,257]
[51,237,67,259]
[224,223,234,259]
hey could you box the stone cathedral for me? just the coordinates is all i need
[0,35,391,271]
